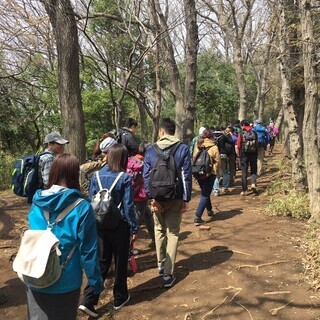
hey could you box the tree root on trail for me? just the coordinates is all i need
[213,248,251,256]
[227,260,289,275]
[201,296,228,319]
[264,291,291,295]
[235,301,253,320]
[269,300,294,316]
[220,286,243,301]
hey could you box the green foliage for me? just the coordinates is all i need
[0,151,15,190]
[196,51,239,126]
[302,221,320,291]
[266,159,310,219]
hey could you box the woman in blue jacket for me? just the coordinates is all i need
[79,143,138,317]
[26,154,103,320]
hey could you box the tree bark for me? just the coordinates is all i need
[41,0,86,163]
[299,0,320,221]
[278,0,305,189]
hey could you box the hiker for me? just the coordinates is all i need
[127,141,155,248]
[26,154,103,320]
[119,118,140,157]
[267,121,279,155]
[79,135,116,197]
[193,129,220,226]
[143,118,192,288]
[189,126,207,158]
[213,126,234,195]
[79,143,138,317]
[39,132,69,189]
[227,126,237,186]
[237,120,259,196]
[253,119,269,176]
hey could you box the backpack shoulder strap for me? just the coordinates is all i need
[44,198,85,227]
[109,172,124,192]
[95,171,103,190]
[168,142,181,156]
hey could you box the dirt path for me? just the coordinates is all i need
[0,146,319,320]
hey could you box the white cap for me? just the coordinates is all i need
[199,127,206,135]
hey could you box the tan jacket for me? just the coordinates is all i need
[194,138,221,175]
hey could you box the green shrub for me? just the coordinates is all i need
[302,221,320,291]
[0,151,15,191]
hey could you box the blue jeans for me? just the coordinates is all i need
[213,157,229,193]
[195,175,215,219]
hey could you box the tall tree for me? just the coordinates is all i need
[299,0,320,221]
[40,0,86,162]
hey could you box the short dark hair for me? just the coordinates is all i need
[47,154,80,190]
[159,118,176,135]
[241,120,250,126]
[107,143,128,172]
[126,118,138,128]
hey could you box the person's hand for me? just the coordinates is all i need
[131,234,137,242]
[151,199,164,213]
[180,201,188,213]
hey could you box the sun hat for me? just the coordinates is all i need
[198,127,206,135]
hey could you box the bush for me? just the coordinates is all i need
[302,221,320,291]
[0,151,15,190]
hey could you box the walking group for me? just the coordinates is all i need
[11,117,278,319]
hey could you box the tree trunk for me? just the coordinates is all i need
[299,0,320,221]
[40,0,86,162]
[278,0,305,189]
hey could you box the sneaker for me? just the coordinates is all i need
[213,192,219,197]
[163,275,176,288]
[194,217,206,226]
[158,267,164,277]
[78,304,98,318]
[207,210,214,217]
[114,294,130,311]
[240,191,247,196]
[251,184,258,194]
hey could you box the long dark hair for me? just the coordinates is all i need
[197,129,214,149]
[47,154,80,190]
[107,143,128,172]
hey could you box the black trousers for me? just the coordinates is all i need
[81,220,130,307]
[241,152,258,191]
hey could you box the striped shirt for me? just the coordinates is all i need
[38,150,55,188]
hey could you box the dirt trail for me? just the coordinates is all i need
[0,145,319,320]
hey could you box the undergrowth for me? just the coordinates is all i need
[0,151,15,191]
[302,221,320,291]
[266,159,310,219]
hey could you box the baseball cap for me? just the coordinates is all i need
[100,137,116,154]
[255,119,262,124]
[198,127,206,135]
[44,132,69,144]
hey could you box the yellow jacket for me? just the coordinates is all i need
[193,138,220,175]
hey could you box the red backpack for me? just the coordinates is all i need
[126,156,147,200]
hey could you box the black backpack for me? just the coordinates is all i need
[192,147,213,179]
[149,143,182,201]
[242,131,257,153]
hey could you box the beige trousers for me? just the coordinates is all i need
[153,199,183,275]
[257,146,265,176]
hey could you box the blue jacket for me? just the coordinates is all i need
[143,136,192,202]
[89,165,138,234]
[28,186,104,294]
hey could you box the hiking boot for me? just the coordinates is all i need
[163,275,176,288]
[114,294,130,310]
[194,217,206,226]
[240,191,247,196]
[79,304,98,318]
[207,210,214,217]
[213,191,219,197]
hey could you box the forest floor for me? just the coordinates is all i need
[0,144,319,320]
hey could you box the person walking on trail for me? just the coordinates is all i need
[193,129,220,226]
[237,120,259,196]
[119,118,140,157]
[143,118,192,288]
[267,121,279,155]
[39,132,69,190]
[127,141,155,249]
[79,144,138,317]
[189,126,207,158]
[27,154,103,320]
[253,119,269,176]
[213,126,234,195]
